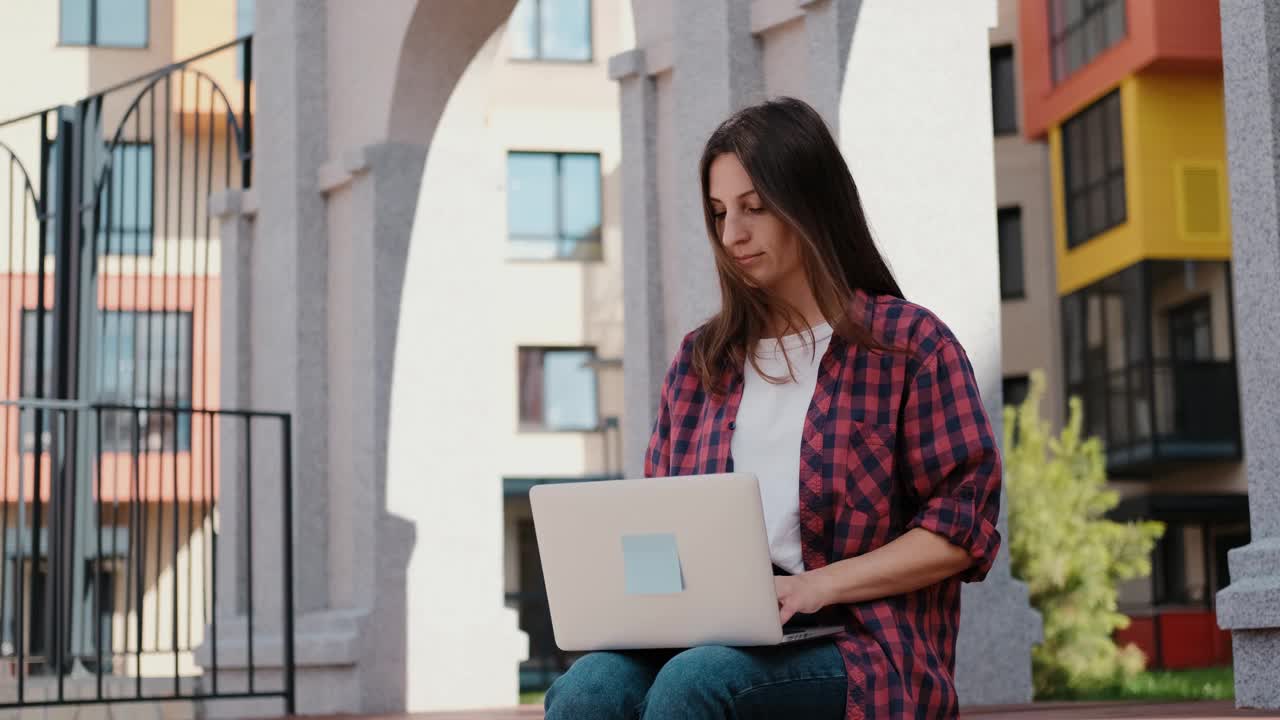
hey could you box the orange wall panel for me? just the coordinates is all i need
[1021,0,1222,139]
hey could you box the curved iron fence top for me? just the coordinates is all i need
[0,141,46,213]
[0,105,62,131]
[0,34,252,129]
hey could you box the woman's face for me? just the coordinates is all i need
[708,153,804,294]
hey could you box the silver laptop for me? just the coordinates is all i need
[529,472,846,651]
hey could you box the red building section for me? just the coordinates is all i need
[1019,0,1223,139]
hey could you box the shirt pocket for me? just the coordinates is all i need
[833,421,897,559]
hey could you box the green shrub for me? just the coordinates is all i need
[1002,370,1166,698]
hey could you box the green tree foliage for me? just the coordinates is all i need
[1002,370,1166,697]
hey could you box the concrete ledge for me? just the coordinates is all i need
[210,189,258,219]
[318,145,381,194]
[1217,540,1280,630]
[608,48,646,81]
[751,0,804,34]
[317,159,353,194]
[610,40,674,78]
[1217,580,1280,630]
[646,39,674,75]
[194,609,366,670]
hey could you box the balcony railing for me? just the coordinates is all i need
[1070,359,1241,476]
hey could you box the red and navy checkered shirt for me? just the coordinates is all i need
[645,288,1002,720]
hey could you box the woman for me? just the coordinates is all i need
[544,96,1002,720]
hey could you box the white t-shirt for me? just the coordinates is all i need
[730,321,833,575]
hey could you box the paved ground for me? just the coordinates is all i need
[305,700,1279,719]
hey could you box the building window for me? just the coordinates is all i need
[518,347,599,431]
[1003,374,1031,409]
[60,0,149,48]
[20,310,194,452]
[998,206,1026,300]
[1063,91,1125,248]
[236,0,254,79]
[1049,0,1126,84]
[1168,296,1212,362]
[98,142,154,255]
[990,45,1017,135]
[507,151,603,261]
[1004,373,1032,441]
[1060,261,1240,477]
[508,0,593,62]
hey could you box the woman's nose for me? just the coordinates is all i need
[722,215,748,246]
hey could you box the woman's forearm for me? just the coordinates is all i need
[811,528,974,606]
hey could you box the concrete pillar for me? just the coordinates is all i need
[1216,0,1280,709]
[801,0,860,129]
[667,0,763,341]
[249,0,330,617]
[618,0,763,475]
[611,50,666,480]
[315,141,429,712]
[196,2,359,716]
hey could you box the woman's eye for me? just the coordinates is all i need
[712,211,726,221]
[746,207,765,215]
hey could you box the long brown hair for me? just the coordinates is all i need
[693,96,905,394]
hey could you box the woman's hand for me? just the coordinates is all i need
[774,572,833,625]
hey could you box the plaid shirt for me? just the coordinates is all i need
[645,288,1002,720]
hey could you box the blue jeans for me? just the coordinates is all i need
[543,642,847,719]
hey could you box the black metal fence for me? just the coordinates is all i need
[0,36,293,712]
[0,400,293,710]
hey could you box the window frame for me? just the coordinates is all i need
[1048,0,1126,85]
[1062,90,1126,249]
[517,345,602,433]
[59,0,151,49]
[990,44,1018,136]
[507,0,595,64]
[1167,295,1213,363]
[506,150,604,263]
[98,141,156,256]
[19,308,196,453]
[997,205,1026,301]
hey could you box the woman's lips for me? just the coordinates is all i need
[735,252,764,267]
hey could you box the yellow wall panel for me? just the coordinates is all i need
[1130,71,1231,259]
[1054,72,1230,296]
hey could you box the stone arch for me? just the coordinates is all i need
[377,0,639,711]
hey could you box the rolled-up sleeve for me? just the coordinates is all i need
[644,362,674,479]
[901,338,1002,583]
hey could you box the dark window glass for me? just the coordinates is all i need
[1063,90,1125,248]
[508,0,592,61]
[998,207,1025,300]
[61,0,149,48]
[1049,0,1126,84]
[990,45,1017,135]
[20,310,194,452]
[1168,296,1213,362]
[518,347,599,431]
[1003,375,1031,410]
[98,143,154,255]
[508,151,602,260]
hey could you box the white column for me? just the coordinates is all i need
[1216,0,1280,709]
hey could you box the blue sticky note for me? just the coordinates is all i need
[622,533,685,595]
